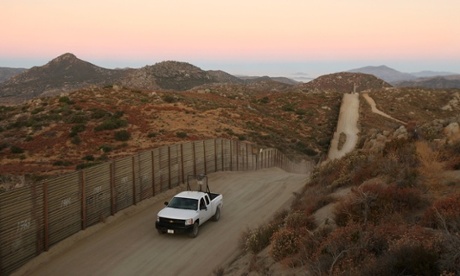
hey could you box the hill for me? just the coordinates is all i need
[348,65,416,83]
[0,67,27,83]
[0,53,129,103]
[299,72,392,93]
[394,75,460,89]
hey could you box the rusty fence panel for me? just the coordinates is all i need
[113,157,135,213]
[0,184,44,276]
[169,144,181,189]
[46,172,81,248]
[158,146,170,192]
[83,162,112,228]
[181,142,194,179]
[151,148,161,196]
[137,151,154,201]
[204,139,216,174]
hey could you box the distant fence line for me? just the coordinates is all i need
[0,138,311,275]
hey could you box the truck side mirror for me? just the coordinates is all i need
[164,201,168,206]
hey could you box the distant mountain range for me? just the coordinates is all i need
[0,53,311,104]
[348,65,460,88]
[1,54,460,104]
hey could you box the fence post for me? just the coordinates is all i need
[236,141,239,171]
[168,146,171,189]
[192,142,197,176]
[132,156,137,205]
[180,144,185,184]
[221,139,225,171]
[43,182,49,251]
[203,140,207,175]
[214,139,218,173]
[81,170,87,230]
[230,140,233,171]
[110,162,115,216]
[151,150,155,196]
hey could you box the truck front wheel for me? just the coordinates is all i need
[189,222,199,238]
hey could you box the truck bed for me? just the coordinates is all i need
[208,192,220,201]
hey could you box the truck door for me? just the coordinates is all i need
[198,196,212,223]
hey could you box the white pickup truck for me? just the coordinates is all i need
[155,175,223,238]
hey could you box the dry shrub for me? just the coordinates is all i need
[422,193,460,233]
[270,228,302,262]
[311,222,441,275]
[442,140,460,170]
[363,226,442,276]
[239,210,288,254]
[291,188,336,216]
[438,232,460,275]
[240,223,280,254]
[284,211,316,231]
[312,223,367,275]
[416,141,446,192]
[334,182,424,226]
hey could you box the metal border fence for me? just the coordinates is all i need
[0,138,311,275]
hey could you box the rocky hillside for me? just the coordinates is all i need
[0,53,129,103]
[298,72,392,93]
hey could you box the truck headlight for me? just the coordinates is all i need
[156,216,160,222]
[184,218,194,225]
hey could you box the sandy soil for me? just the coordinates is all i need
[13,168,309,276]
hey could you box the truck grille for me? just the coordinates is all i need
[159,217,185,226]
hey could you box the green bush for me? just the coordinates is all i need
[94,118,128,131]
[76,162,100,170]
[163,95,177,103]
[176,132,187,138]
[114,130,131,141]
[59,96,74,104]
[90,108,110,119]
[71,135,81,145]
[71,124,86,134]
[65,113,88,124]
[82,155,95,161]
[53,160,72,166]
[10,145,24,154]
[99,145,112,153]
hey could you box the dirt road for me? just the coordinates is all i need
[15,168,309,276]
[327,93,360,160]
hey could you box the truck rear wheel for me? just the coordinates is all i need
[212,207,221,221]
[189,222,199,238]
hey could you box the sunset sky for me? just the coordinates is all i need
[2,0,460,78]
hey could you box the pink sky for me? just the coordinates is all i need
[2,0,460,77]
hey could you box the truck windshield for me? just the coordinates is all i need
[168,197,198,210]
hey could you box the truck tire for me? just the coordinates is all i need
[189,222,199,238]
[212,207,221,221]
[157,229,165,235]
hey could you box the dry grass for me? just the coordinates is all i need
[416,141,446,193]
